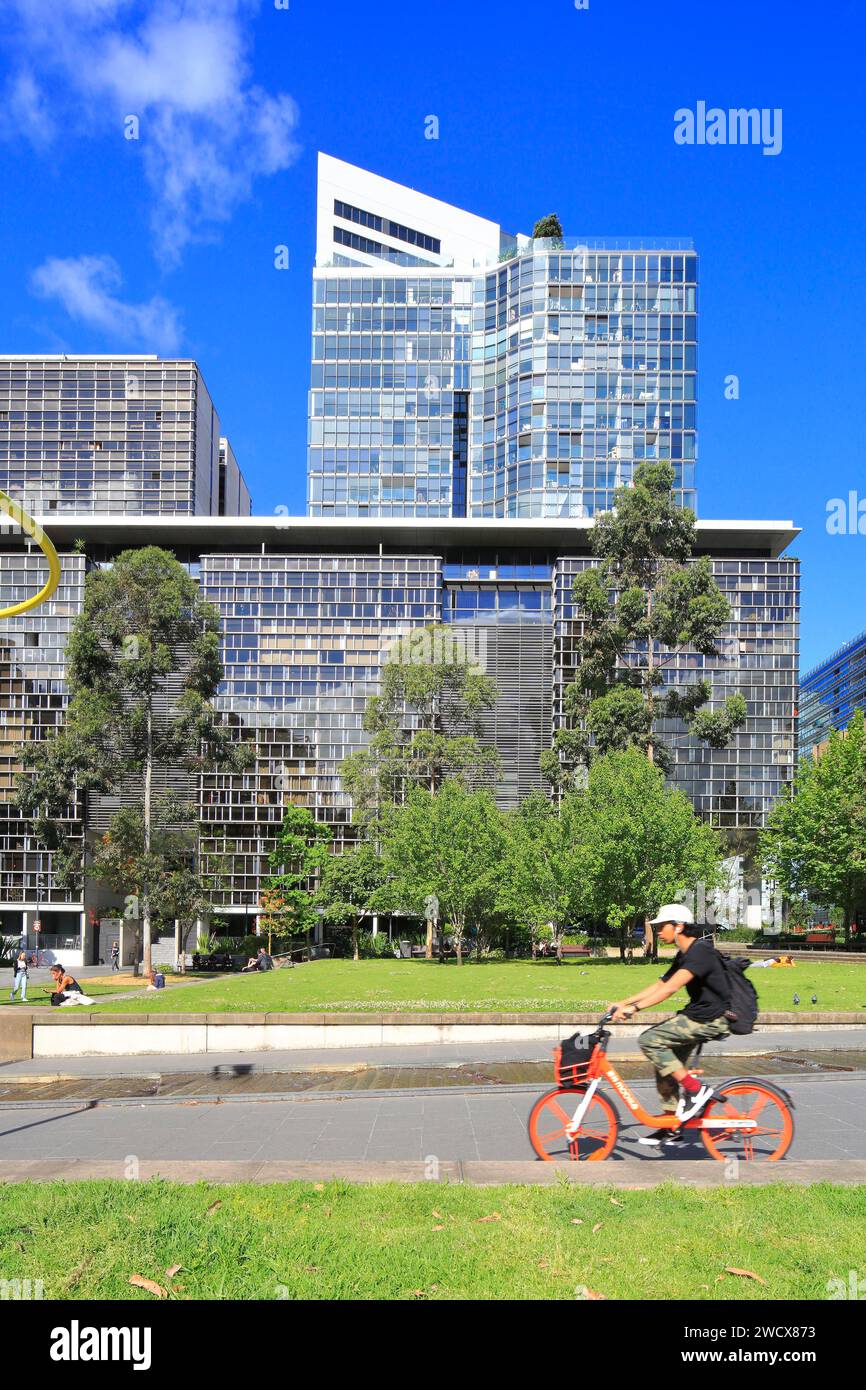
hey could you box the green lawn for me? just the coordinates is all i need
[85,957,866,1015]
[0,978,145,1009]
[1,1179,862,1300]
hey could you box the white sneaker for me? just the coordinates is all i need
[675,1085,715,1123]
[638,1127,683,1147]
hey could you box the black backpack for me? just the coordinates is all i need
[718,953,759,1035]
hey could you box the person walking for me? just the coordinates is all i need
[110,941,120,972]
[10,950,28,1002]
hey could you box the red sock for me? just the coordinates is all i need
[679,1073,701,1095]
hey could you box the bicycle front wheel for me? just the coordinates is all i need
[700,1079,794,1162]
[528,1087,618,1162]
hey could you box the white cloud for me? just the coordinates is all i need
[31,254,183,353]
[3,0,300,265]
[1,70,55,147]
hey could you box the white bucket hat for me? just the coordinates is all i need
[648,903,695,927]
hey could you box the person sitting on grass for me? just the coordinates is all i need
[46,964,94,1008]
[608,903,729,1148]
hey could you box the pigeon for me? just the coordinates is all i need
[793,992,800,1006]
[811,994,817,1005]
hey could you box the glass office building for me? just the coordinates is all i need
[0,158,799,950]
[0,355,251,516]
[0,515,798,945]
[308,155,697,520]
[0,551,87,949]
[799,628,866,759]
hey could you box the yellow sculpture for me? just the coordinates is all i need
[0,490,61,617]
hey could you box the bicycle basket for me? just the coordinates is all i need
[554,1032,595,1089]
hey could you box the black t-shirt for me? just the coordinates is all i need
[661,937,730,1022]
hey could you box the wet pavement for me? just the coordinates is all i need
[2,1050,864,1104]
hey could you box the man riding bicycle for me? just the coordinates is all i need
[609,904,730,1148]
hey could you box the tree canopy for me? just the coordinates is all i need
[316,841,385,961]
[377,780,507,964]
[532,214,564,240]
[260,805,333,953]
[340,624,500,818]
[17,546,250,974]
[569,748,724,959]
[760,714,866,942]
[542,461,746,788]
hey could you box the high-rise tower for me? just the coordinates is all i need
[0,355,251,516]
[308,154,697,520]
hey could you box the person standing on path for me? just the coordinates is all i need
[10,950,28,1002]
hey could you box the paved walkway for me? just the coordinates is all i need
[0,1075,861,1164]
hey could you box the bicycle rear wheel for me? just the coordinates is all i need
[700,1079,794,1162]
[528,1087,618,1162]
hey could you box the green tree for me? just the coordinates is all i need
[542,461,746,788]
[17,546,250,977]
[378,780,507,965]
[261,805,332,956]
[341,624,500,816]
[90,799,225,972]
[760,714,866,945]
[316,842,385,961]
[573,749,724,961]
[499,791,583,962]
[533,214,564,241]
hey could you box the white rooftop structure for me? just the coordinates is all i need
[316,152,523,270]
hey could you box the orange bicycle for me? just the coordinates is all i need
[528,1012,795,1162]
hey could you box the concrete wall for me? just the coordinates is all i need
[23,1012,866,1059]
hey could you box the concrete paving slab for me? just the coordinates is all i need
[0,1156,865,1186]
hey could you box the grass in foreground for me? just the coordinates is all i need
[87,957,866,1015]
[0,1180,862,1300]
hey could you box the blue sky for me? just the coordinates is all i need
[1,0,864,671]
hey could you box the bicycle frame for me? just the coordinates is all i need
[564,1032,760,1137]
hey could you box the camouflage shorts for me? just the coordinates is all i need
[639,1012,730,1079]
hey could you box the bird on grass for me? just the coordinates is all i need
[793,992,800,1006]
[811,994,817,1005]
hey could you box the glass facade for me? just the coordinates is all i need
[0,552,85,907]
[0,356,251,516]
[199,553,442,906]
[471,247,697,518]
[0,527,798,926]
[308,242,697,519]
[799,629,866,759]
[308,272,473,516]
[555,557,800,827]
